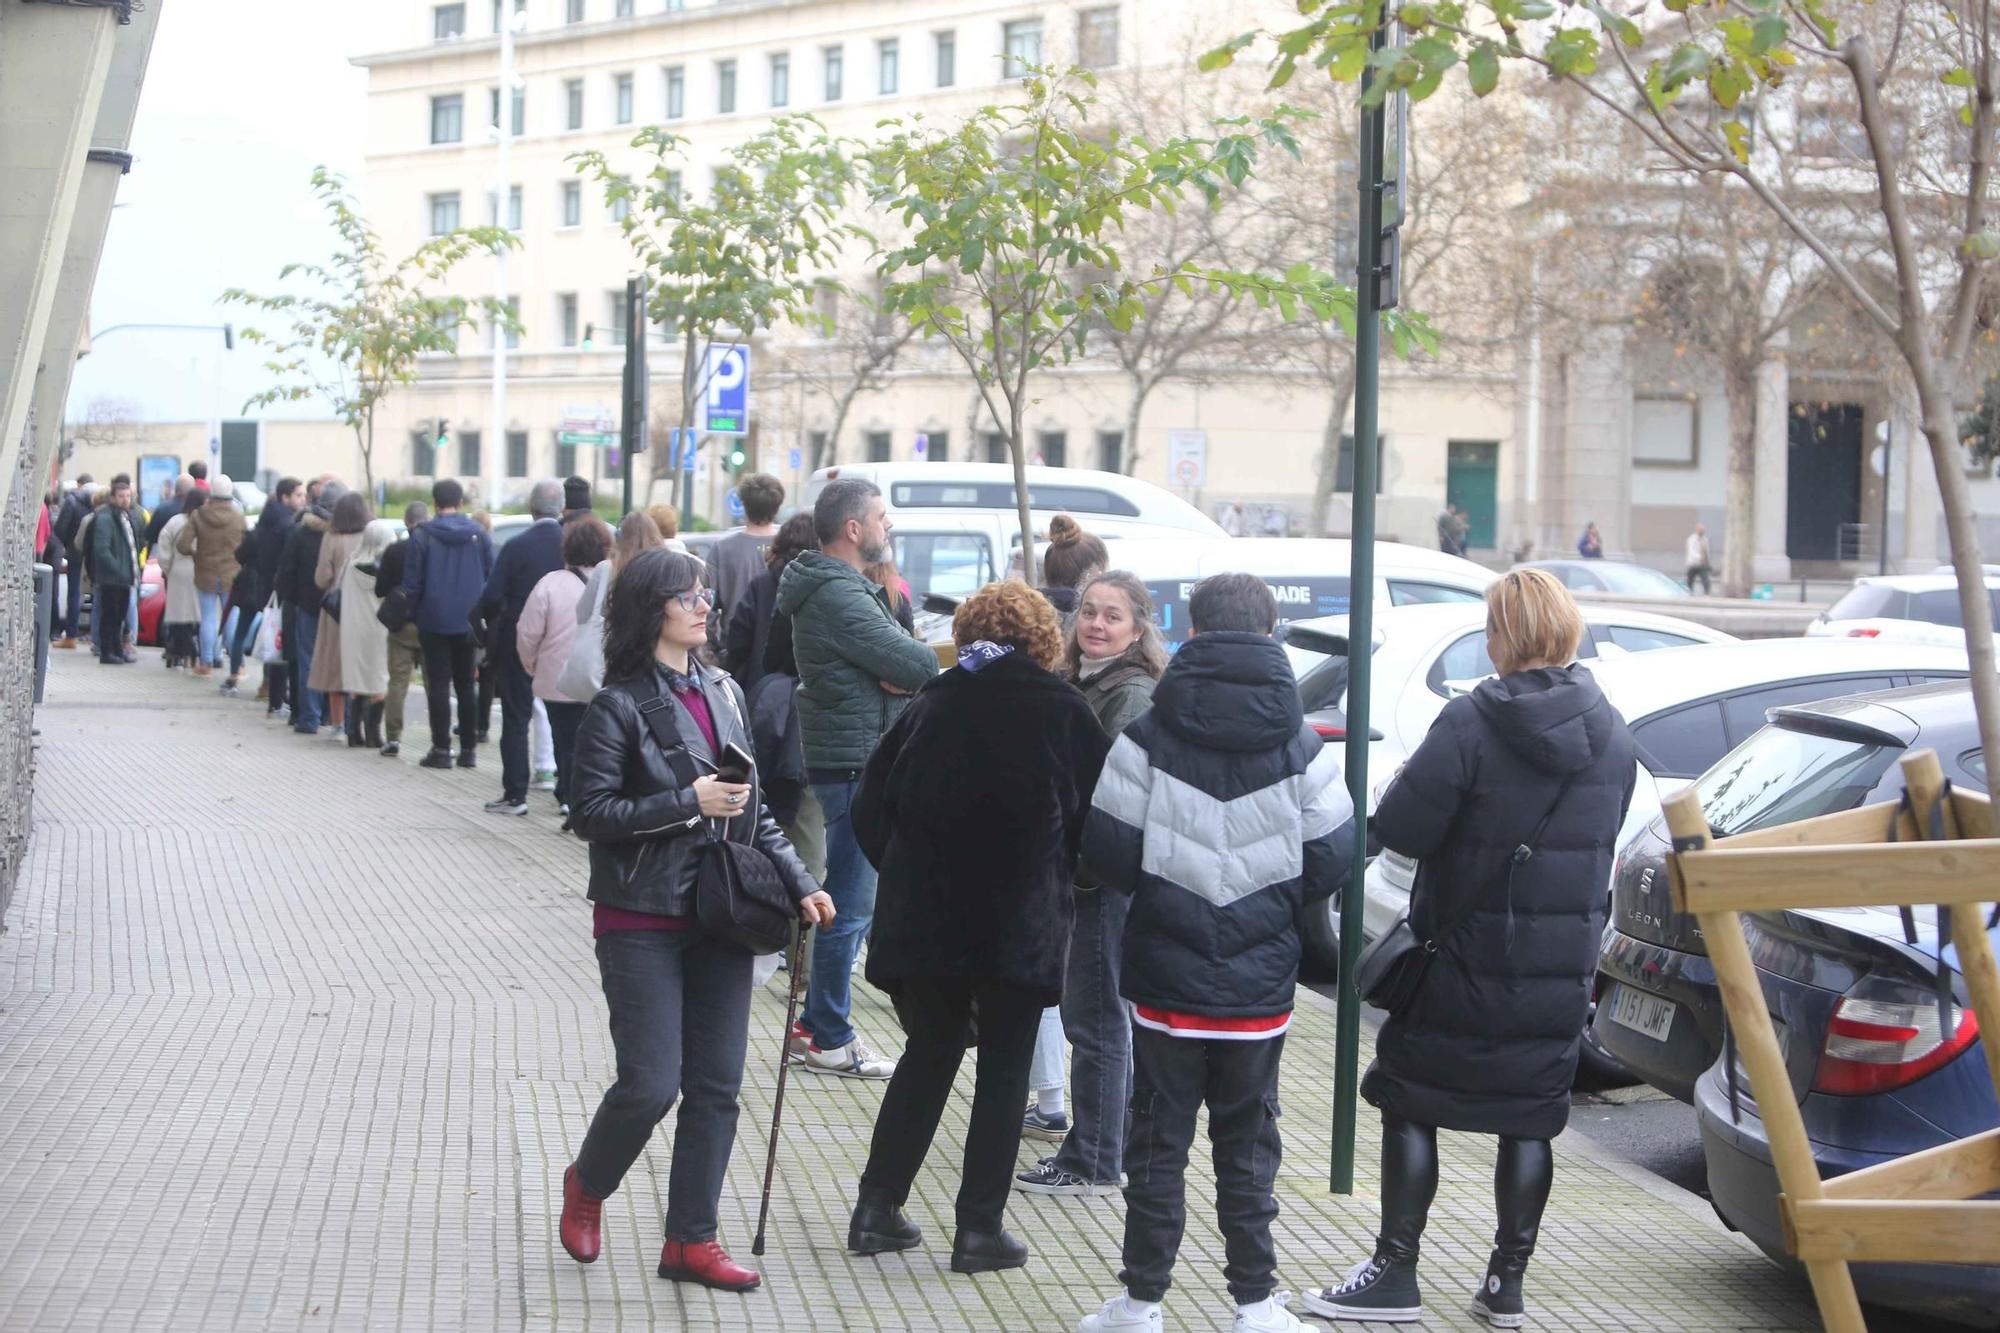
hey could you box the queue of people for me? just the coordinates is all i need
[57,459,1636,1331]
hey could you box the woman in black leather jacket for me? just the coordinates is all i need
[557,548,833,1293]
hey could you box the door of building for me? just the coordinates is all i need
[219,420,258,483]
[1445,440,1499,550]
[1786,402,1862,560]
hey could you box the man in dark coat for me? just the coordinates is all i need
[471,479,564,814]
[84,476,145,664]
[1078,573,1354,1333]
[374,501,428,756]
[52,473,94,647]
[404,478,496,769]
[275,481,341,732]
[248,477,304,715]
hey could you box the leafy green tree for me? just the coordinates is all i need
[865,66,1434,583]
[1208,0,2000,818]
[223,167,519,496]
[573,116,859,505]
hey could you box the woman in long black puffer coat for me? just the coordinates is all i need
[1306,568,1635,1331]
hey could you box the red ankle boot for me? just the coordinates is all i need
[658,1238,761,1292]
[559,1165,602,1264]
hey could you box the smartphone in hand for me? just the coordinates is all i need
[716,741,756,786]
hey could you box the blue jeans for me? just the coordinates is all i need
[229,609,260,678]
[63,562,85,639]
[197,589,226,666]
[1032,1007,1066,1095]
[292,609,324,731]
[1052,887,1134,1184]
[801,777,877,1051]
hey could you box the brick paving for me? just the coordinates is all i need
[1,651,1822,1331]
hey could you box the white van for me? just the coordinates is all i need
[804,463,1225,604]
[1098,536,1496,644]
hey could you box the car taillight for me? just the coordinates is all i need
[1312,723,1346,740]
[1846,627,1882,638]
[1812,989,1980,1095]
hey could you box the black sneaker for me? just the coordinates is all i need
[456,749,477,769]
[1470,1260,1525,1328]
[484,798,530,817]
[1014,1160,1115,1197]
[418,749,454,770]
[1301,1258,1423,1323]
[380,741,400,758]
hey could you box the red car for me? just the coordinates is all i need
[136,558,164,647]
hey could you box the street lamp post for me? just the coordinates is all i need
[490,7,519,513]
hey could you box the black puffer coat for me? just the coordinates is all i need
[853,649,1110,1005]
[1363,664,1636,1140]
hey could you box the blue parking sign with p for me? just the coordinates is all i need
[704,343,749,435]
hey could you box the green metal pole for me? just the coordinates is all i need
[1331,37,1388,1198]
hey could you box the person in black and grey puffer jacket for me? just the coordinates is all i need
[1077,572,1355,1333]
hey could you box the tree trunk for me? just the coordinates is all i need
[671,329,698,509]
[824,382,862,467]
[1121,378,1149,477]
[1308,368,1358,538]
[357,414,375,500]
[1721,364,1758,598]
[1010,408,1036,586]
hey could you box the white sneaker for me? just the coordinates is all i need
[530,769,557,791]
[802,1035,895,1079]
[1235,1292,1322,1333]
[1079,1294,1163,1332]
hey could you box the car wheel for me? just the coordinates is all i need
[1300,890,1342,981]
[1575,983,1640,1088]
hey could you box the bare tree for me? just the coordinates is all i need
[67,396,141,459]
[775,285,917,472]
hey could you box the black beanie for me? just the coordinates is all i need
[563,475,590,511]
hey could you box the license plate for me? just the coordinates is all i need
[1606,984,1677,1042]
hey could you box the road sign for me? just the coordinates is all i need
[561,402,616,432]
[788,447,803,471]
[665,428,699,471]
[1167,429,1207,488]
[914,432,929,458]
[558,430,617,447]
[704,343,749,435]
[726,491,745,519]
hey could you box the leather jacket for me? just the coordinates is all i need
[568,661,819,917]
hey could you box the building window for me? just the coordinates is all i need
[487,184,522,230]
[1037,429,1067,467]
[488,86,525,136]
[555,433,578,478]
[664,65,684,119]
[823,45,843,101]
[411,429,437,476]
[489,295,520,349]
[1634,394,1700,467]
[434,4,466,41]
[982,431,1007,464]
[1003,19,1043,77]
[717,58,737,113]
[564,78,584,130]
[878,38,899,95]
[1078,7,1118,68]
[430,94,463,144]
[867,430,892,462]
[1096,429,1123,472]
[428,191,461,236]
[615,0,633,15]
[561,179,582,227]
[808,430,830,466]
[926,430,949,462]
[770,52,790,108]
[559,293,579,347]
[611,193,630,223]
[459,429,482,478]
[507,430,529,478]
[935,30,956,87]
[565,0,584,22]
[615,72,634,124]
[609,289,630,345]
[663,169,683,203]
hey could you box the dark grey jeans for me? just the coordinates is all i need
[573,929,753,1243]
[1050,888,1133,1184]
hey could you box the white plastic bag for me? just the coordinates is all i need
[253,598,284,664]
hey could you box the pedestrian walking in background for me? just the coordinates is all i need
[155,489,201,669]
[222,499,268,697]
[561,474,594,525]
[517,514,611,814]
[310,490,373,738]
[722,511,816,694]
[1575,521,1603,560]
[1684,522,1713,595]
[142,473,188,554]
[707,472,784,655]
[337,519,398,749]
[277,480,342,733]
[84,476,143,665]
[183,473,247,673]
[777,478,940,1080]
[845,581,1110,1276]
[646,504,693,555]
[404,480,495,770]
[568,512,665,699]
[1079,573,1355,1333]
[559,547,833,1291]
[374,501,428,756]
[1306,569,1635,1329]
[474,480,566,817]
[53,473,95,649]
[1017,570,1165,1198]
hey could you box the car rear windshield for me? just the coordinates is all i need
[1695,725,1898,837]
[1595,564,1690,596]
[889,481,1141,517]
[1148,576,1352,644]
[1825,584,1906,620]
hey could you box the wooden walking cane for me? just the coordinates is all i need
[752,924,809,1256]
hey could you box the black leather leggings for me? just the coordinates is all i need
[1376,1115,1553,1272]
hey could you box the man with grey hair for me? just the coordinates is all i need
[777,477,939,1078]
[143,472,195,554]
[473,479,567,815]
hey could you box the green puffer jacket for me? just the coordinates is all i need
[777,551,939,771]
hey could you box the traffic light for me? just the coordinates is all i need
[581,322,596,350]
[727,441,747,472]
[436,418,450,449]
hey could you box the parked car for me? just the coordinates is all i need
[1597,681,1988,1103]
[1521,558,1693,598]
[1806,572,2000,648]
[1349,640,1970,1071]
[1101,536,1495,646]
[232,479,267,515]
[1688,706,1995,1324]
[136,558,163,647]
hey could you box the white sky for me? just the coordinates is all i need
[63,2,375,427]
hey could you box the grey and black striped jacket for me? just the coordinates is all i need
[1082,631,1356,1020]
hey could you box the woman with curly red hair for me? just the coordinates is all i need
[843,580,1112,1275]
